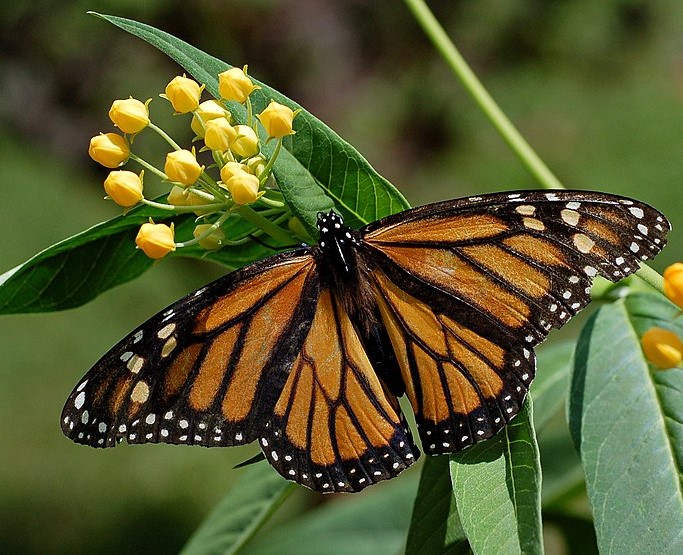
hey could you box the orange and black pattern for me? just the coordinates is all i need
[62,190,670,493]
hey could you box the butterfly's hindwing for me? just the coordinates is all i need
[260,288,419,493]
[61,249,320,449]
[370,268,533,454]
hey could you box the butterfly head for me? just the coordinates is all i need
[316,209,359,274]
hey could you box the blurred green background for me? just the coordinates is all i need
[1,1,682,553]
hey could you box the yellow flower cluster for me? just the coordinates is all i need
[87,66,298,260]
[641,263,683,369]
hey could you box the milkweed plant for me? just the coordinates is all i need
[3,3,683,555]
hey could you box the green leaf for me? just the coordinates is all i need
[569,292,683,554]
[180,462,294,555]
[0,202,269,315]
[450,399,543,555]
[90,12,410,233]
[406,456,471,555]
[241,471,419,555]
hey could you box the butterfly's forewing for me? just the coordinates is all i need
[361,190,670,453]
[61,249,320,449]
[260,288,419,492]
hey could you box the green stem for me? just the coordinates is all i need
[197,172,229,203]
[148,122,182,151]
[635,263,665,295]
[246,97,254,128]
[256,195,286,209]
[403,0,564,190]
[235,205,293,244]
[141,198,227,214]
[259,138,283,184]
[130,154,167,181]
[175,210,231,248]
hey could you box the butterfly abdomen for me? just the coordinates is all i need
[315,210,405,396]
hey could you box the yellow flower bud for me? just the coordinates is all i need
[103,170,144,207]
[245,155,267,177]
[164,149,203,186]
[167,185,188,206]
[227,171,260,205]
[108,98,150,134]
[641,327,683,369]
[230,124,259,158]
[219,161,250,185]
[164,75,202,114]
[204,118,236,152]
[664,263,683,310]
[218,66,257,103]
[191,100,229,137]
[257,100,296,138]
[88,133,130,168]
[135,221,176,259]
[167,185,215,215]
[193,223,226,250]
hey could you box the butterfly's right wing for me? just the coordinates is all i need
[360,191,669,454]
[61,249,320,450]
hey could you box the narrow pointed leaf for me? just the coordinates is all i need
[569,292,683,554]
[450,399,543,555]
[531,341,573,431]
[180,462,293,555]
[241,473,419,555]
[406,456,470,555]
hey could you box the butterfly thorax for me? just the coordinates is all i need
[315,211,372,311]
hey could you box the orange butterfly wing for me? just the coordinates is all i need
[362,191,669,453]
[61,250,319,448]
[260,288,418,492]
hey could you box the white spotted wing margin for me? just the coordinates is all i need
[61,248,320,450]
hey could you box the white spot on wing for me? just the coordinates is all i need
[130,381,150,404]
[573,233,594,253]
[561,209,580,226]
[515,205,536,216]
[127,354,144,374]
[157,323,176,339]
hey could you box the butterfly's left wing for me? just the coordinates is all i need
[61,249,320,449]
[360,190,670,454]
[260,287,419,493]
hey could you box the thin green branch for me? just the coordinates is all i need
[235,205,294,244]
[636,263,665,295]
[403,0,564,191]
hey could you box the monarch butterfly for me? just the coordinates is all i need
[61,190,669,493]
